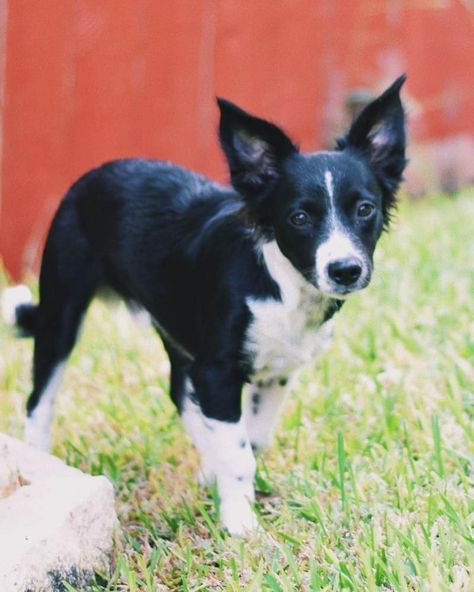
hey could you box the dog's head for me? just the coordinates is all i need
[218,76,407,299]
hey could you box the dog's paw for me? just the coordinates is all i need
[250,438,272,454]
[24,416,51,452]
[221,496,259,537]
[197,464,216,488]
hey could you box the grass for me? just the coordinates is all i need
[1,192,474,591]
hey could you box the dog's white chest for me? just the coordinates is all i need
[245,241,334,379]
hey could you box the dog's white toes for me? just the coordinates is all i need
[197,465,216,488]
[249,438,272,454]
[1,284,33,325]
[221,497,258,537]
[24,415,52,453]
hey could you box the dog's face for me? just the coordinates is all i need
[270,151,386,298]
[218,76,407,299]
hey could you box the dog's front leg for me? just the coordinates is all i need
[244,376,291,452]
[181,363,257,536]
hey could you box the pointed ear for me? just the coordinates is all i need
[217,98,298,219]
[337,75,408,222]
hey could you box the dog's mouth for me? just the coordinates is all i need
[298,260,372,300]
[306,270,371,300]
[321,282,369,299]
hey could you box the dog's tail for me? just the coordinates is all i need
[1,285,38,337]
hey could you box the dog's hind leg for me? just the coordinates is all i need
[25,291,97,450]
[162,340,221,486]
[25,225,101,451]
[25,290,99,450]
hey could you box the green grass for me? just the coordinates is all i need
[1,193,474,591]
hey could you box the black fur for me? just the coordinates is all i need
[15,303,38,337]
[336,75,407,226]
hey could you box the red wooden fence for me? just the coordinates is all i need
[1,0,473,279]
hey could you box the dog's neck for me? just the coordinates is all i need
[260,240,344,324]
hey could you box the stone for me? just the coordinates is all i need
[0,433,118,592]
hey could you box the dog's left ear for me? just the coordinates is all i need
[337,75,407,223]
[217,98,298,222]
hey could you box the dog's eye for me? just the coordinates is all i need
[357,203,375,218]
[289,210,310,227]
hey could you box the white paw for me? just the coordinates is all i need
[1,285,33,325]
[24,416,51,452]
[249,437,272,454]
[197,464,216,487]
[221,496,258,536]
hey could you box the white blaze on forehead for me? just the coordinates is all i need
[323,169,337,228]
[318,229,360,263]
[324,169,334,202]
[316,169,366,292]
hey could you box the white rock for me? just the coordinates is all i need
[0,444,21,499]
[0,433,118,592]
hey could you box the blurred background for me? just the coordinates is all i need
[0,0,473,280]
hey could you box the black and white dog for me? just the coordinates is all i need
[3,76,406,535]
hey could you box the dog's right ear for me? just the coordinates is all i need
[217,98,298,220]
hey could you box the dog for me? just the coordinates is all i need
[3,76,407,535]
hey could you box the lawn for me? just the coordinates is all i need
[1,193,473,591]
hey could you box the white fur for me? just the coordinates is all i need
[316,229,364,293]
[246,240,333,380]
[1,284,33,326]
[244,379,291,451]
[24,362,65,452]
[127,301,152,328]
[324,169,334,201]
[181,390,257,536]
[316,169,365,292]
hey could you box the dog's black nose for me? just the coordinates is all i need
[327,259,362,286]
